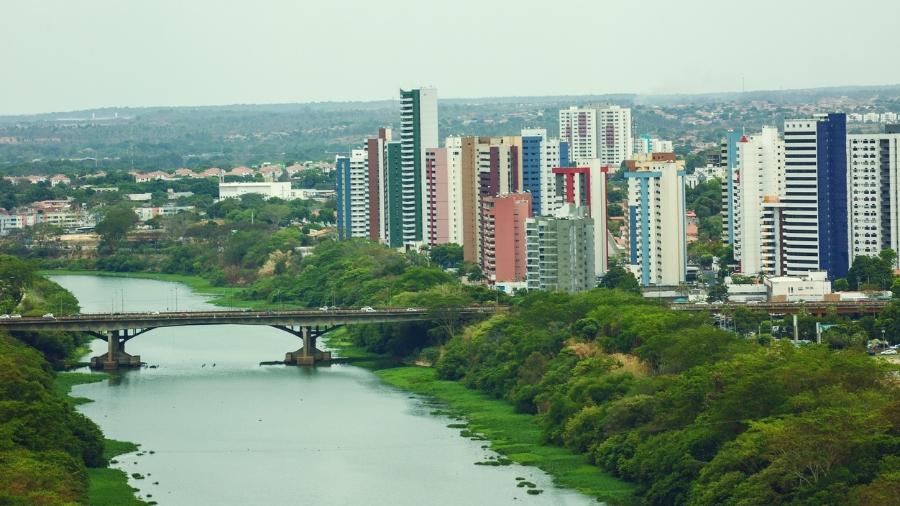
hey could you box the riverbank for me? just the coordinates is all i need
[377,367,634,505]
[56,372,149,506]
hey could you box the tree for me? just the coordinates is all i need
[599,265,640,293]
[0,255,36,313]
[430,243,463,269]
[847,249,895,290]
[95,205,138,251]
[833,278,850,292]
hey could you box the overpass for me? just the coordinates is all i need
[0,307,499,370]
[671,300,889,316]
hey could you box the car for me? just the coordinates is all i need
[880,349,898,355]
[319,306,330,311]
[360,306,376,313]
[42,313,55,319]
[406,307,420,312]
[10,314,21,319]
[151,311,160,315]
[0,314,9,319]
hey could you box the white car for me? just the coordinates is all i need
[360,306,376,313]
[318,306,330,311]
[880,349,898,355]
[42,313,55,319]
[10,314,21,319]
[0,314,9,319]
[406,307,421,312]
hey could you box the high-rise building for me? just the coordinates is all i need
[448,135,522,263]
[398,87,438,246]
[733,127,784,275]
[526,204,595,293]
[425,147,451,246]
[552,161,609,275]
[781,113,848,278]
[444,136,465,246]
[521,128,568,216]
[334,149,370,239]
[365,128,391,242]
[760,196,787,276]
[624,153,687,286]
[481,193,533,283]
[559,107,597,162]
[596,105,633,169]
[848,130,900,268]
[559,105,633,168]
[385,140,404,247]
[720,129,744,245]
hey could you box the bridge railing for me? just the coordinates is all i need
[1,305,503,323]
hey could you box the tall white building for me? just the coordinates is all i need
[558,107,597,162]
[734,127,785,275]
[624,153,687,286]
[444,136,465,246]
[335,149,371,239]
[399,87,438,246]
[848,132,900,267]
[597,105,634,169]
[559,105,632,168]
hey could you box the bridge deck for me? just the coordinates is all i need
[671,301,888,315]
[0,307,501,333]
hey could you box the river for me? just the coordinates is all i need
[54,275,598,506]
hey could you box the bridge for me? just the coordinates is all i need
[671,300,889,316]
[0,307,499,370]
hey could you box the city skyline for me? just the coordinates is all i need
[3,0,900,115]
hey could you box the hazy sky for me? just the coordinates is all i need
[2,0,898,115]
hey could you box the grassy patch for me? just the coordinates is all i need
[55,371,108,405]
[322,327,397,369]
[89,439,147,506]
[377,366,634,504]
[54,372,148,505]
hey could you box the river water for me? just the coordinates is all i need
[54,275,597,506]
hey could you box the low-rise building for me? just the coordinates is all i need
[219,182,293,200]
[134,206,196,222]
[725,277,767,302]
[765,271,832,302]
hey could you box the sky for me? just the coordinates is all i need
[2,0,899,115]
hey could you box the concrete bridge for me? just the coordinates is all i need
[0,307,499,370]
[670,300,889,316]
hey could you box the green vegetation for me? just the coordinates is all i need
[848,249,896,291]
[378,367,634,503]
[55,372,148,506]
[0,255,145,505]
[88,439,145,506]
[435,288,900,505]
[0,333,105,505]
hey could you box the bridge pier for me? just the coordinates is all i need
[90,330,141,370]
[284,326,331,366]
